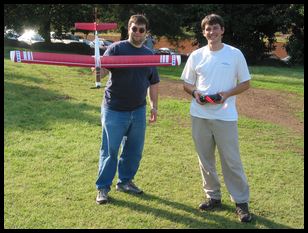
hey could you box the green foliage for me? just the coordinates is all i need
[4,4,94,41]
[285,35,304,65]
[284,4,304,65]
[182,4,291,64]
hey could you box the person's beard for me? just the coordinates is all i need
[129,35,144,47]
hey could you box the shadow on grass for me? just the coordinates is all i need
[4,79,101,131]
[105,192,291,229]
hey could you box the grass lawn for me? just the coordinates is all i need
[4,46,304,229]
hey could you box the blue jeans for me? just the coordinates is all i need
[96,105,146,191]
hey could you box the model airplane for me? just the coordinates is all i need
[10,21,181,87]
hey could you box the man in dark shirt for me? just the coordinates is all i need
[96,15,159,204]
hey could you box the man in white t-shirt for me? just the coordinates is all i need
[181,14,252,223]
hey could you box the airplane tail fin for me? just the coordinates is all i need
[75,22,117,31]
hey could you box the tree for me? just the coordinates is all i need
[5,4,302,65]
[283,4,304,65]
[181,4,291,64]
[96,4,186,41]
[4,4,93,42]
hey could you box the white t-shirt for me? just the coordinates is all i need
[181,43,251,121]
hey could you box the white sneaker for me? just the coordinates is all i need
[96,189,109,204]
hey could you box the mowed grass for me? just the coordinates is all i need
[4,46,304,229]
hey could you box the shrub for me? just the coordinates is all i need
[285,34,304,65]
[32,42,95,55]
[4,38,30,49]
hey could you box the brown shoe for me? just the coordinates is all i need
[199,198,222,211]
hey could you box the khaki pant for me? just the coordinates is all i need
[191,116,250,203]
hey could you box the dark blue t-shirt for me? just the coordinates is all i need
[103,40,160,111]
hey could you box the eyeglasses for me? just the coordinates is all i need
[131,26,146,33]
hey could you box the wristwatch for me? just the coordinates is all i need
[192,90,197,98]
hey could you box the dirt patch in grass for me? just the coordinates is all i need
[159,79,303,135]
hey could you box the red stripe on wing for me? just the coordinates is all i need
[18,52,94,67]
[11,51,181,68]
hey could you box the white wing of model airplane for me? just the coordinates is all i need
[10,21,181,87]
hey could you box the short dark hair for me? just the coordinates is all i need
[128,14,149,30]
[201,14,224,31]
